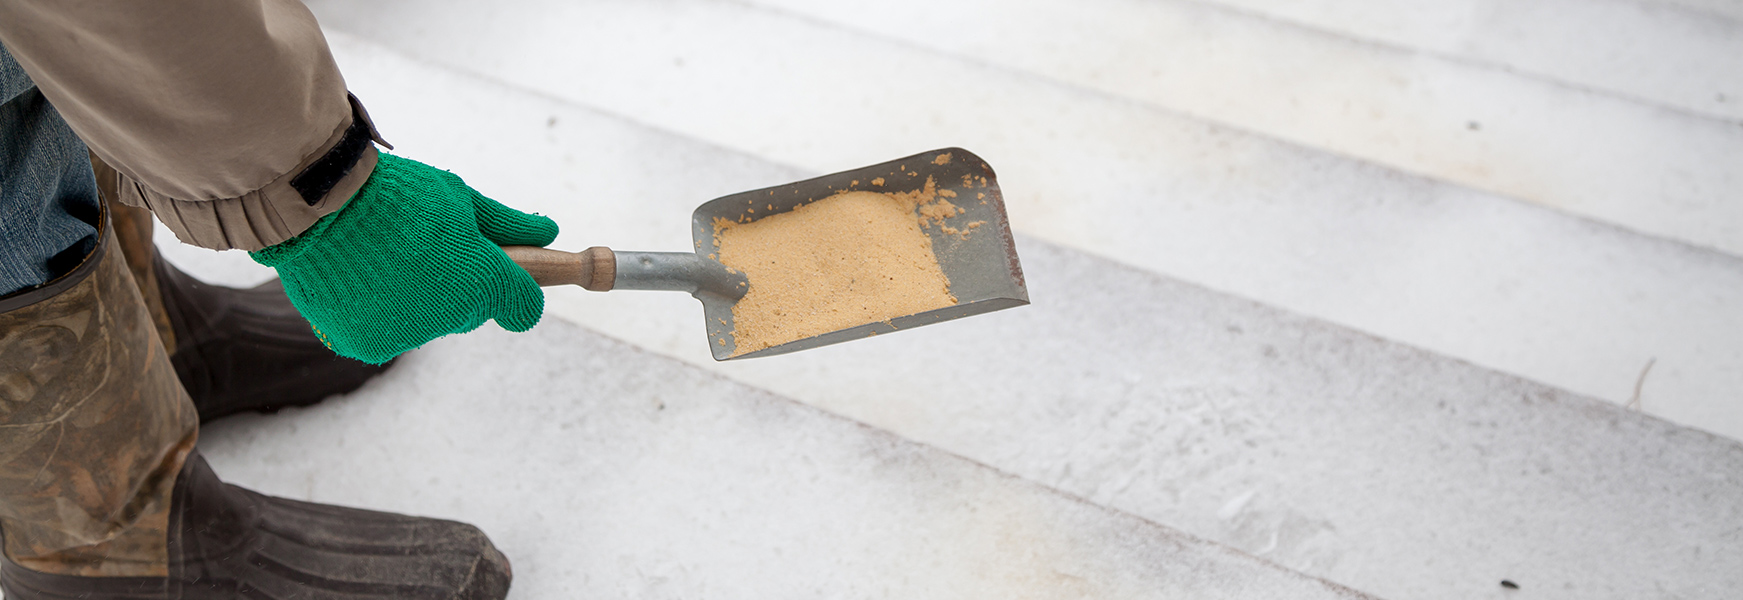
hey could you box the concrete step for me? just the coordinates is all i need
[162,32,1743,600]
[1661,0,1743,21]
[306,0,1743,260]
[1157,0,1743,122]
[287,6,1743,443]
[196,321,1381,600]
[739,0,1743,257]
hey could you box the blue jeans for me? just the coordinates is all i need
[0,42,101,298]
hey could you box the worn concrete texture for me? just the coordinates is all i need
[195,321,1378,600]
[1133,0,1743,122]
[746,0,1743,254]
[169,232,1743,600]
[720,239,1743,600]
[153,25,1743,600]
[309,0,1743,257]
[301,2,1743,442]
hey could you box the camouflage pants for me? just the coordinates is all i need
[0,218,197,577]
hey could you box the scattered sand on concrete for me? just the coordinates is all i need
[715,184,958,355]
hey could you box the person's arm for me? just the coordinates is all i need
[0,0,381,251]
[0,0,561,364]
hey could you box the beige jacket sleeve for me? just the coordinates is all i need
[0,0,387,251]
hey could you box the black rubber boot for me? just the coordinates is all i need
[155,254,394,423]
[1,451,512,600]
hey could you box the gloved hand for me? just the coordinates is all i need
[250,152,557,364]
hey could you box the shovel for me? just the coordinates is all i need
[502,147,1028,361]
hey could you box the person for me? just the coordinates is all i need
[0,1,558,597]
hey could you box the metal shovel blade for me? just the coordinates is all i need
[695,147,1028,360]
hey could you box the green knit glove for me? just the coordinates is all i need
[250,152,557,364]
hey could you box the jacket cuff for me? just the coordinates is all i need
[111,94,391,252]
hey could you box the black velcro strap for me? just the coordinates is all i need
[290,105,373,206]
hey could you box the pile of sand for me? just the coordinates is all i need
[714,184,959,356]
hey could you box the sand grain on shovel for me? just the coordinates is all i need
[715,184,959,355]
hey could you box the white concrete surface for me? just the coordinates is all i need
[732,239,1743,600]
[264,26,1743,442]
[1658,0,1743,21]
[308,0,1743,260]
[158,31,1743,600]
[195,322,1379,600]
[1191,0,1743,122]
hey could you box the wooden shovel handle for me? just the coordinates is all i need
[502,245,616,291]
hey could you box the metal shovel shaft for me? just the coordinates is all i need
[613,251,747,301]
[503,246,746,301]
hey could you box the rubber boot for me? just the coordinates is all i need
[103,181,392,423]
[154,253,395,422]
[0,212,192,579]
[1,223,511,599]
[3,451,512,600]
